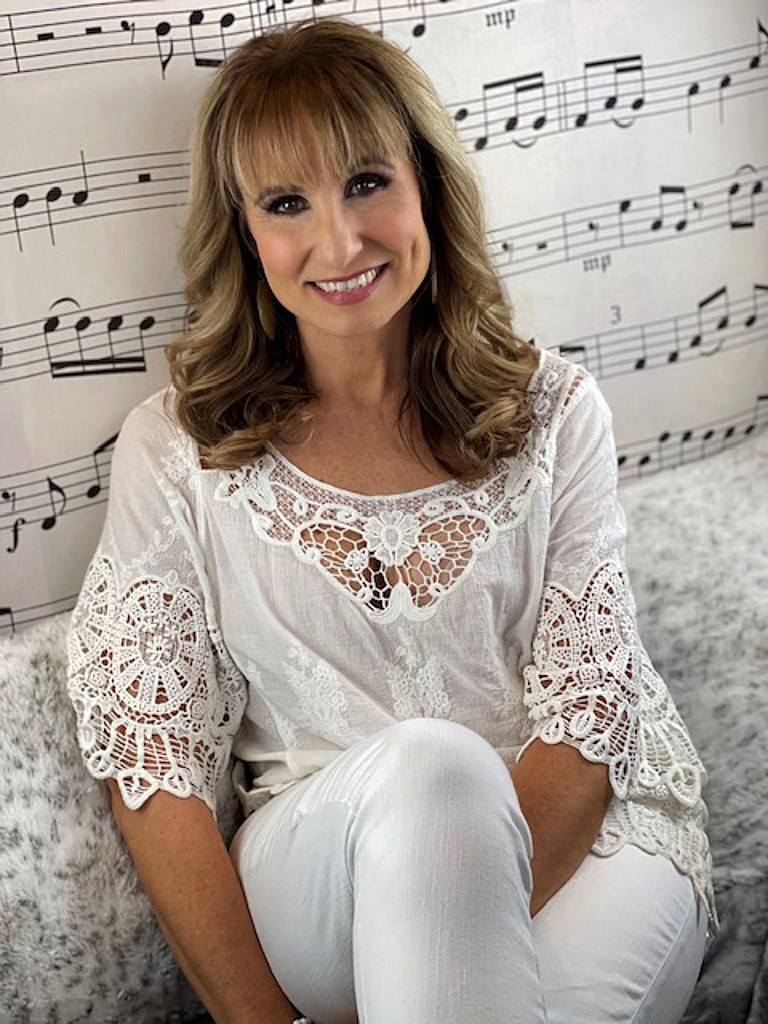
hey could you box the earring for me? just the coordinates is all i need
[256,279,276,341]
[430,256,438,304]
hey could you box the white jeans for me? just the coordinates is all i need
[230,720,708,1024]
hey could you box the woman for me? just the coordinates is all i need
[67,19,713,1024]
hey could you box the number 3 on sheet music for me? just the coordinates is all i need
[610,305,622,324]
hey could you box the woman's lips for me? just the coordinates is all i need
[310,264,387,305]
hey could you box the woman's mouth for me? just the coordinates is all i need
[311,265,386,302]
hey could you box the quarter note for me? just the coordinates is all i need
[12,192,30,252]
[155,20,174,78]
[72,150,89,207]
[0,607,16,636]
[86,435,118,500]
[45,185,62,243]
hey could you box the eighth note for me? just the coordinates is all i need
[42,477,67,531]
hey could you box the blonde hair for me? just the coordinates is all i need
[168,18,538,477]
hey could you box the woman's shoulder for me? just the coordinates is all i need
[114,385,199,484]
[527,347,602,431]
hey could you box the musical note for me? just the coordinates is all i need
[750,19,768,69]
[86,435,118,500]
[744,284,768,329]
[2,150,190,250]
[154,19,174,78]
[650,185,691,233]
[486,164,766,278]
[573,56,645,130]
[187,9,239,68]
[557,283,766,381]
[1,291,182,385]
[0,431,123,548]
[691,286,730,356]
[11,192,29,252]
[477,72,548,150]
[617,398,768,481]
[728,164,763,229]
[451,23,768,153]
[41,477,67,531]
[409,0,430,38]
[40,296,153,378]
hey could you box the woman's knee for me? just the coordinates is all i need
[365,718,518,811]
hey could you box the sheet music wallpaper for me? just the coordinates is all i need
[2,0,767,634]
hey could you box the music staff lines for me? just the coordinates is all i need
[0,594,78,637]
[617,395,768,481]
[454,20,767,151]
[0,292,185,384]
[1,434,118,554]
[5,146,765,269]
[3,280,766,387]
[490,163,766,276]
[0,0,512,78]
[559,283,767,380]
[2,149,189,251]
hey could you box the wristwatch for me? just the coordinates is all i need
[292,1018,312,1024]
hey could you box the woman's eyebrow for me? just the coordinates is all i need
[253,158,398,205]
[254,183,303,205]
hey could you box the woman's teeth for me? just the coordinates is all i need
[314,266,382,293]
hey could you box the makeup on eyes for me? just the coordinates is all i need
[255,161,397,216]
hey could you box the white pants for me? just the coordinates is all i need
[231,720,708,1024]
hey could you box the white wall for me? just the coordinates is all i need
[2,0,767,633]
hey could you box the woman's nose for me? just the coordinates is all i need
[314,203,364,269]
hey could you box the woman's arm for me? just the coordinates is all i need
[511,740,612,916]
[109,783,298,1024]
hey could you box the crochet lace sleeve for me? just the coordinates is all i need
[519,375,706,809]
[66,396,247,814]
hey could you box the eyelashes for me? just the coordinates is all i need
[261,171,393,217]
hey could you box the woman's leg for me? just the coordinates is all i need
[533,844,708,1024]
[230,718,546,1024]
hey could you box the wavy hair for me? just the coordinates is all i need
[168,18,538,478]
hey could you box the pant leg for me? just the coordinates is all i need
[533,844,709,1024]
[230,718,545,1024]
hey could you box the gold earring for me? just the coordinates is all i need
[256,279,276,341]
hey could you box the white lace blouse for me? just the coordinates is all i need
[67,350,715,921]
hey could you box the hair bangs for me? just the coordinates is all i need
[231,60,412,202]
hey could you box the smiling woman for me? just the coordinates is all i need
[242,154,431,353]
[168,18,539,480]
[67,17,712,1024]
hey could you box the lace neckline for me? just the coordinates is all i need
[264,443,459,503]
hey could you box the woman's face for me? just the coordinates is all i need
[242,151,431,349]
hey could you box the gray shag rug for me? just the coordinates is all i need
[0,430,766,1023]
[621,429,768,1024]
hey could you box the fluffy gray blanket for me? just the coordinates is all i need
[621,430,768,1024]
[0,430,766,1023]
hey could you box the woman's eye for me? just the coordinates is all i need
[347,173,389,197]
[266,195,306,216]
